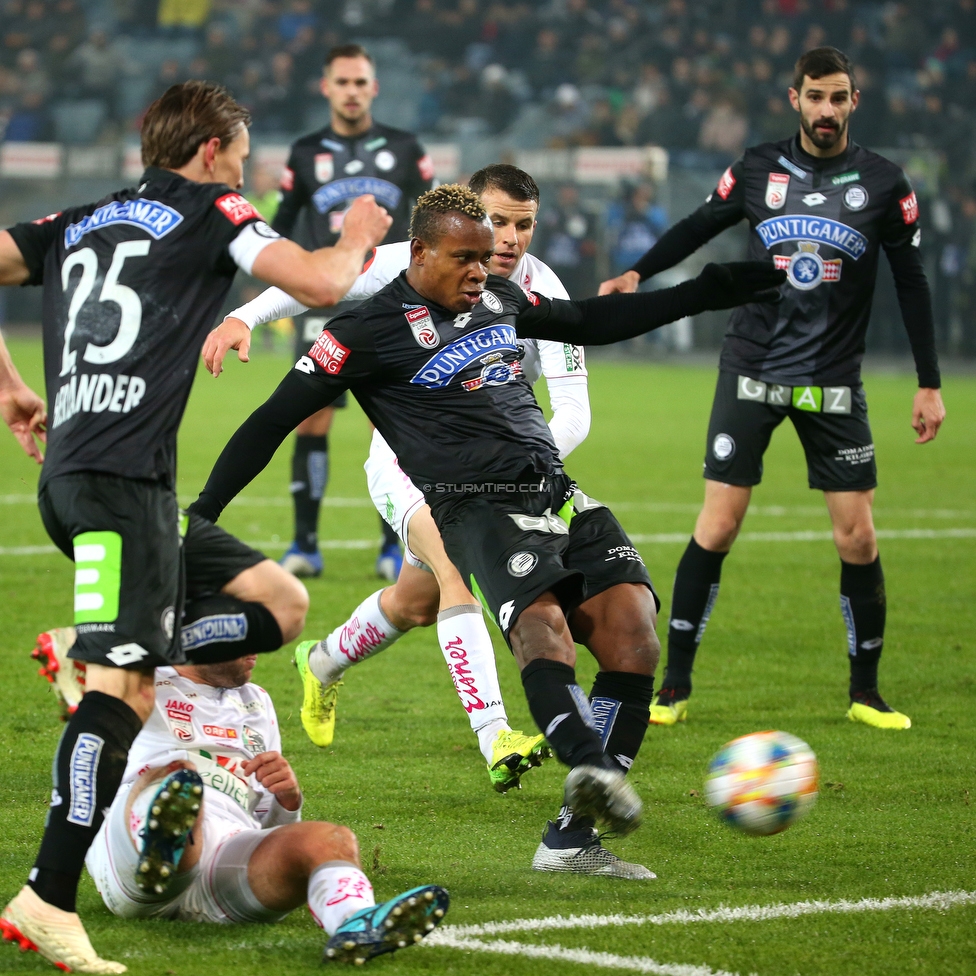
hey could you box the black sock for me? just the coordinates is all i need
[521,659,609,770]
[29,691,143,912]
[181,594,284,664]
[380,516,399,548]
[663,537,727,691]
[590,670,655,774]
[291,434,328,553]
[840,556,886,695]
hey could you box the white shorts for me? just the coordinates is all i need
[86,783,288,924]
[363,429,429,570]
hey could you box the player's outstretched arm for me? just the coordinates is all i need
[249,194,392,308]
[519,262,786,346]
[189,371,341,522]
[0,329,46,463]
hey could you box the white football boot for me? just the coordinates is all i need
[32,628,85,719]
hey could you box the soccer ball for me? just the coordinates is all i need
[704,730,819,836]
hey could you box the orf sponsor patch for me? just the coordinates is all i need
[765,173,790,210]
[215,193,261,226]
[405,306,439,348]
[899,191,919,224]
[67,733,103,827]
[203,725,238,739]
[716,166,736,200]
[309,330,351,374]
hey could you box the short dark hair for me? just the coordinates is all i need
[325,43,375,71]
[410,184,487,243]
[793,46,857,93]
[141,81,250,169]
[468,163,540,204]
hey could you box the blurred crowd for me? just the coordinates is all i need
[2,0,976,353]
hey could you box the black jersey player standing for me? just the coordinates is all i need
[601,47,946,731]
[190,184,785,877]
[272,43,434,581]
[0,81,390,973]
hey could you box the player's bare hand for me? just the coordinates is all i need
[0,381,46,463]
[243,751,302,810]
[912,387,945,444]
[340,194,392,251]
[696,261,787,310]
[599,270,641,295]
[203,317,251,377]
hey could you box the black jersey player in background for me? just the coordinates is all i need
[601,47,946,731]
[0,81,390,973]
[190,185,785,877]
[272,43,434,581]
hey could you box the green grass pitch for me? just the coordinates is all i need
[1,337,974,975]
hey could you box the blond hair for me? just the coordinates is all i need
[410,184,488,241]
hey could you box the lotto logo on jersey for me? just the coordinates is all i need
[215,193,261,226]
[899,191,919,224]
[765,173,790,210]
[310,330,351,374]
[716,167,736,200]
[315,153,334,183]
[405,306,440,348]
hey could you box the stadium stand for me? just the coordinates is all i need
[1,0,975,354]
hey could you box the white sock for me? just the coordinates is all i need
[475,717,510,764]
[309,589,405,684]
[437,604,509,761]
[307,861,375,935]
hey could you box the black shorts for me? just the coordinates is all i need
[38,472,266,669]
[294,309,348,409]
[430,474,657,645]
[703,370,877,492]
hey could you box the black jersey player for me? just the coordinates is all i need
[190,185,785,877]
[0,81,390,973]
[273,43,434,581]
[601,47,946,731]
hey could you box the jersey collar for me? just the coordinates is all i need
[790,133,858,172]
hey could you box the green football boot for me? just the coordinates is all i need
[488,729,551,793]
[294,640,342,747]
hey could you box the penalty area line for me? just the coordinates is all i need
[424,934,742,976]
[434,889,976,939]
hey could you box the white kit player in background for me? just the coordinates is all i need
[86,655,448,964]
[209,166,590,798]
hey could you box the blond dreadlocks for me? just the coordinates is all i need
[409,183,488,242]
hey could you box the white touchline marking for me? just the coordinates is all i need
[425,934,742,976]
[628,528,976,544]
[433,889,976,939]
[3,529,976,558]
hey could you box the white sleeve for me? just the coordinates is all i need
[226,286,309,330]
[258,794,303,828]
[546,375,591,459]
[227,221,282,275]
[341,240,411,301]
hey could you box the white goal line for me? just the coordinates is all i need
[431,888,976,940]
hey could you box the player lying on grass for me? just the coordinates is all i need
[0,80,391,974]
[599,47,945,731]
[190,185,786,879]
[208,164,588,799]
[82,653,448,964]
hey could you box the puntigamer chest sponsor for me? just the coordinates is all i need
[756,215,869,291]
[410,324,519,390]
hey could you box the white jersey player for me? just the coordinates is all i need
[208,165,591,803]
[86,656,448,963]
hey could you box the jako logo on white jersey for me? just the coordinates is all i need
[410,325,518,389]
[756,216,868,260]
[51,372,146,428]
[181,613,248,651]
[64,199,183,248]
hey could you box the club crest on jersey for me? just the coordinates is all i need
[765,173,790,210]
[242,725,266,753]
[411,325,518,389]
[773,241,842,290]
[314,153,334,183]
[756,216,868,260]
[481,290,503,313]
[64,199,183,248]
[405,306,440,348]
